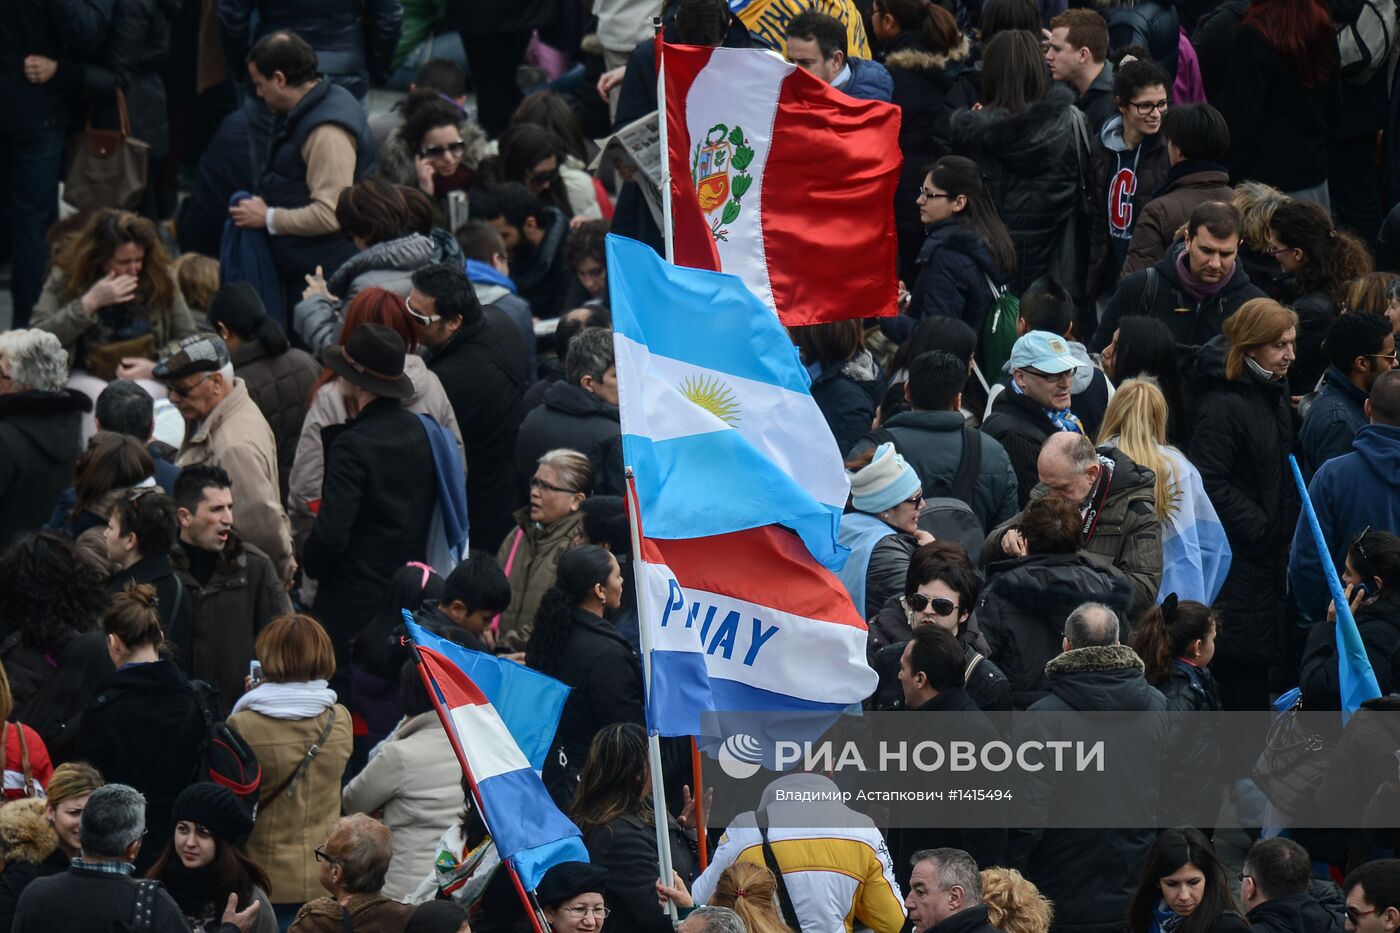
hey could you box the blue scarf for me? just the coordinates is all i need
[1010,380,1084,433]
[1150,900,1185,933]
[464,259,518,294]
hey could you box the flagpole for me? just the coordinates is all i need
[691,738,709,869]
[625,471,679,923]
[655,16,675,264]
[406,635,548,933]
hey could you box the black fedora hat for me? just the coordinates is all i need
[324,323,413,399]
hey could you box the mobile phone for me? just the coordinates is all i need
[248,660,262,688]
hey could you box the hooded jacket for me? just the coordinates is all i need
[952,84,1090,299]
[892,220,1002,340]
[987,446,1163,615]
[810,351,884,457]
[1121,163,1234,276]
[1088,114,1170,298]
[1099,0,1180,81]
[1289,424,1400,620]
[515,381,625,497]
[974,554,1135,707]
[1075,62,1118,135]
[1187,336,1298,665]
[0,798,65,933]
[467,260,538,383]
[838,57,894,101]
[1009,645,1169,932]
[1299,366,1370,478]
[0,389,89,550]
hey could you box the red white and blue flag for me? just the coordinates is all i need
[662,42,903,325]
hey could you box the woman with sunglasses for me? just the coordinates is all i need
[478,124,579,219]
[1125,829,1248,933]
[1266,200,1373,394]
[376,90,486,220]
[1301,529,1400,710]
[838,443,932,621]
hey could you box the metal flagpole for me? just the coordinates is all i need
[405,634,548,933]
[655,16,675,264]
[624,471,679,923]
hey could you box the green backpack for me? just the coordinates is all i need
[978,274,1020,382]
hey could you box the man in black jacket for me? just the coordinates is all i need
[516,327,625,497]
[1240,838,1346,933]
[473,183,573,319]
[304,324,437,676]
[1092,200,1265,353]
[411,262,529,551]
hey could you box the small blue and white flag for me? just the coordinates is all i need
[607,234,850,569]
[1157,447,1232,605]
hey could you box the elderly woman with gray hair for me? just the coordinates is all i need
[0,329,91,548]
[289,814,414,932]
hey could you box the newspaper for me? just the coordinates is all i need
[590,111,663,228]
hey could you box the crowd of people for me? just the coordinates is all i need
[4,0,1400,929]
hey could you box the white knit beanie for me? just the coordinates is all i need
[849,443,922,514]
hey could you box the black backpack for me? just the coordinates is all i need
[864,425,986,564]
[187,680,262,814]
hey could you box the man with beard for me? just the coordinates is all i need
[472,182,572,318]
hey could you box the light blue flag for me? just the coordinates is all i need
[404,613,569,770]
[1157,447,1232,604]
[607,234,851,569]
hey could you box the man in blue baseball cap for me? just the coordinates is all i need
[982,331,1086,505]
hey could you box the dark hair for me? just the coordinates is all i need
[1021,496,1081,554]
[1111,316,1185,430]
[904,543,981,612]
[980,31,1049,113]
[410,262,482,325]
[1112,56,1169,105]
[512,91,590,164]
[1019,277,1074,337]
[672,0,731,45]
[873,0,961,54]
[73,432,154,521]
[207,284,290,356]
[1325,312,1393,374]
[0,533,106,652]
[979,0,1040,42]
[878,382,912,425]
[906,625,965,692]
[554,307,611,362]
[1241,0,1335,88]
[1129,598,1214,683]
[907,350,968,410]
[247,30,318,86]
[414,59,467,99]
[496,125,572,215]
[103,582,164,650]
[1243,837,1311,900]
[571,723,651,834]
[173,464,233,514]
[790,320,862,368]
[1373,370,1400,426]
[406,900,472,933]
[1185,201,1242,242]
[1127,829,1242,933]
[95,381,154,441]
[1344,859,1400,918]
[525,545,617,675]
[1048,9,1108,61]
[112,491,179,557]
[441,553,512,615]
[580,496,629,554]
[1161,103,1230,162]
[1349,529,1400,608]
[455,220,507,264]
[335,178,410,246]
[148,827,271,911]
[891,317,978,377]
[399,89,467,159]
[787,11,847,60]
[472,182,546,231]
[399,657,434,716]
[1270,200,1374,309]
[399,186,435,235]
[567,220,609,270]
[928,155,1017,278]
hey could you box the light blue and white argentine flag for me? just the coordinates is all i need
[607,235,850,569]
[1158,446,1232,605]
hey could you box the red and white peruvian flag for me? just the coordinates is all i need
[662,42,903,326]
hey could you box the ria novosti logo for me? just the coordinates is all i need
[717,733,764,779]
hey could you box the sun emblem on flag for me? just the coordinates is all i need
[678,374,741,426]
[692,123,755,243]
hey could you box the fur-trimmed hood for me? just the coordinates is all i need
[1043,644,1164,712]
[0,798,59,865]
[376,118,489,189]
[883,34,972,73]
[1046,644,1144,676]
[951,83,1078,173]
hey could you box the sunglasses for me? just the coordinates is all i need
[908,594,958,616]
[404,295,440,327]
[419,141,465,159]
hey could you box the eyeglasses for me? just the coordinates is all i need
[1128,98,1170,115]
[1237,872,1251,883]
[527,167,560,188]
[560,906,611,919]
[1021,368,1074,385]
[1367,351,1399,364]
[404,295,441,327]
[419,140,465,159]
[908,594,958,616]
[917,188,951,202]
[314,846,341,865]
[531,476,580,495]
[167,373,213,399]
[123,487,157,502]
[1265,245,1294,257]
[1345,906,1378,925]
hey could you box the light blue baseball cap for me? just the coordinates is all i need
[1008,330,1079,374]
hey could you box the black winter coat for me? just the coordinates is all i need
[1300,601,1400,711]
[0,848,67,933]
[0,0,110,134]
[428,309,529,552]
[305,398,437,666]
[515,381,624,496]
[1101,0,1179,81]
[980,390,1057,510]
[0,389,89,550]
[951,84,1090,300]
[1246,892,1347,933]
[881,33,979,276]
[1281,286,1335,397]
[975,554,1134,708]
[72,659,205,873]
[896,221,1002,339]
[1155,659,1226,828]
[1313,696,1400,868]
[231,339,319,502]
[867,598,1013,713]
[540,609,646,809]
[1009,645,1169,933]
[584,815,697,933]
[107,554,193,661]
[2,629,112,764]
[1191,0,1246,104]
[1186,337,1298,667]
[809,357,883,458]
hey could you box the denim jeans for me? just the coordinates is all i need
[0,129,65,327]
[383,30,469,91]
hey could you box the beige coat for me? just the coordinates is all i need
[177,378,295,583]
[31,268,196,366]
[227,704,352,905]
[496,507,585,651]
[341,712,466,902]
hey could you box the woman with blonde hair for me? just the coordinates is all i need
[1345,271,1398,316]
[981,867,1053,933]
[711,862,793,933]
[1231,181,1290,298]
[1098,378,1231,605]
[0,761,104,928]
[1187,298,1300,710]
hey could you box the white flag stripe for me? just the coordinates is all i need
[450,703,532,781]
